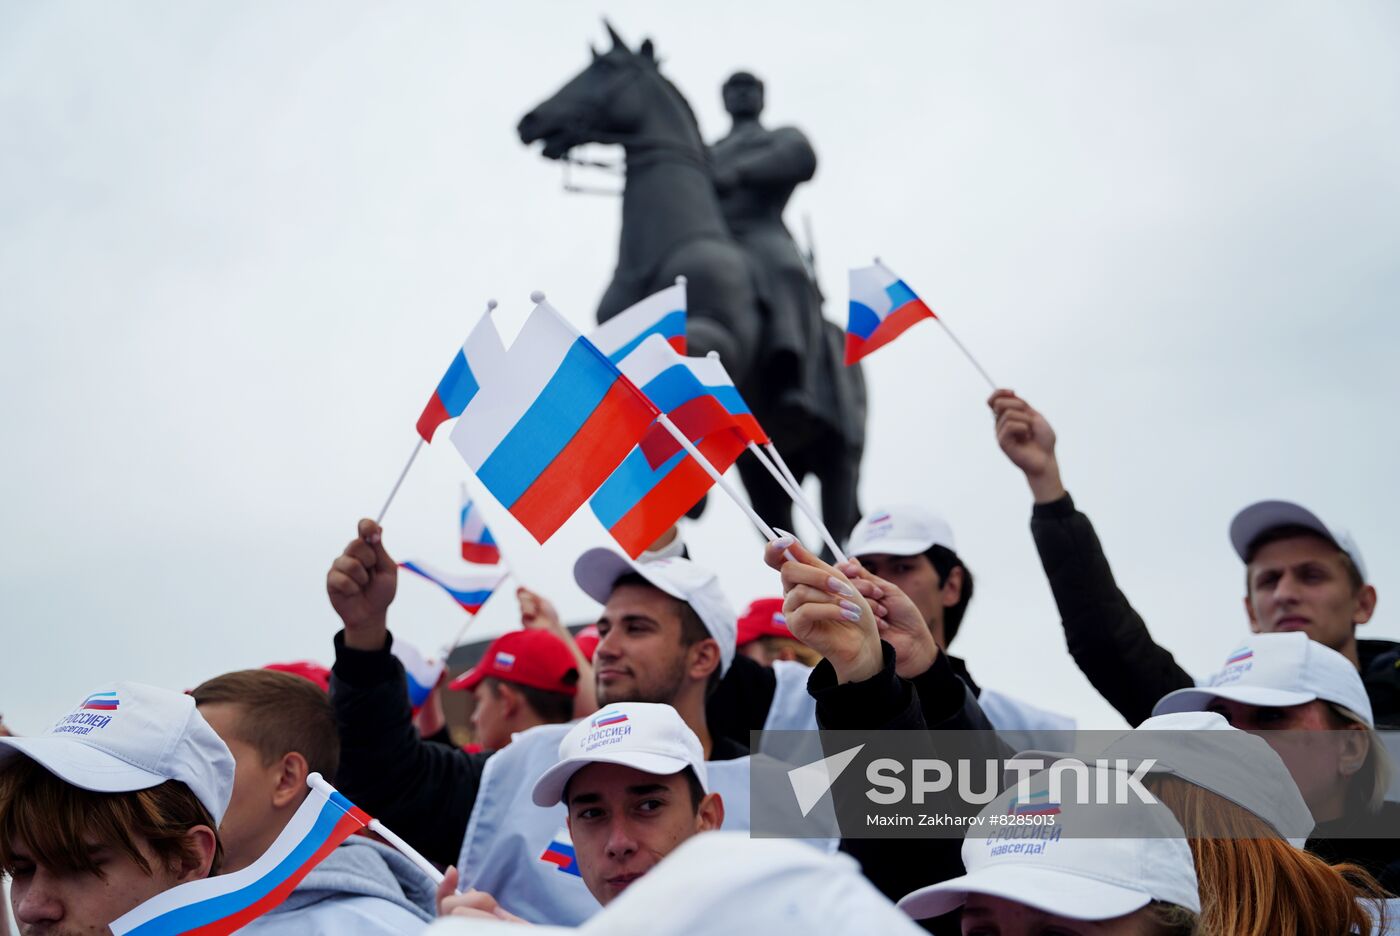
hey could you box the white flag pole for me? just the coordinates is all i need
[375,439,423,525]
[747,442,848,563]
[306,773,444,886]
[655,414,781,544]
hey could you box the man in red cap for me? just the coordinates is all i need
[450,630,580,751]
[736,598,821,667]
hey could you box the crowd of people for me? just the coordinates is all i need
[2,389,1397,934]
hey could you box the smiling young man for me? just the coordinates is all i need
[324,521,751,926]
[989,389,1399,728]
[0,682,232,934]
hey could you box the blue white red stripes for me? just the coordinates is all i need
[449,300,660,543]
[110,783,370,935]
[459,493,501,565]
[539,826,582,877]
[389,641,446,710]
[589,281,687,364]
[846,261,936,364]
[590,430,745,557]
[417,312,507,443]
[399,561,507,615]
[81,691,120,711]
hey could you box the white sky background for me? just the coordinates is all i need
[2,2,1399,734]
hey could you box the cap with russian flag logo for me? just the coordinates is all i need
[898,784,1200,922]
[846,505,956,560]
[531,702,707,806]
[0,681,235,825]
[736,597,789,646]
[1153,632,1374,726]
[573,548,737,675]
[1229,499,1368,582]
[449,629,580,696]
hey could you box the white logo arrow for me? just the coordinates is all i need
[787,744,865,817]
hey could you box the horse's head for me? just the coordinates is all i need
[518,22,664,159]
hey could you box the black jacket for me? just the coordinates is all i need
[1030,493,1400,729]
[331,629,750,868]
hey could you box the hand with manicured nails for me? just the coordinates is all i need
[988,389,1067,504]
[326,519,398,651]
[763,537,883,685]
[837,558,938,679]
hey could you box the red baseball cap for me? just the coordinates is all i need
[736,598,788,647]
[264,661,332,693]
[449,630,579,696]
[573,625,601,662]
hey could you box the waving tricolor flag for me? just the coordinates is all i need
[110,778,371,935]
[459,491,501,565]
[589,281,687,364]
[845,261,936,365]
[417,311,507,442]
[450,299,661,543]
[389,640,447,710]
[400,560,507,615]
[617,335,746,466]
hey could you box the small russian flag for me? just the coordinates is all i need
[1225,647,1254,665]
[450,299,662,545]
[459,494,501,565]
[417,311,507,444]
[494,650,516,672]
[399,561,508,615]
[845,261,936,365]
[539,827,583,877]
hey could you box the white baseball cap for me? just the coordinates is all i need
[1153,632,1374,727]
[1230,499,1367,582]
[846,505,956,559]
[532,702,708,807]
[574,548,737,675]
[898,788,1200,922]
[1014,712,1314,846]
[0,681,235,825]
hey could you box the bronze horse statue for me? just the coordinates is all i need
[518,26,865,554]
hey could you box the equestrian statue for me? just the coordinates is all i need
[517,24,866,555]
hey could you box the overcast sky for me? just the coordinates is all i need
[3,1,1399,734]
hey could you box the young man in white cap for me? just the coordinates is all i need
[987,389,1398,727]
[324,521,768,926]
[843,505,1075,732]
[528,702,723,908]
[0,682,233,933]
[1150,631,1400,889]
[898,791,1202,934]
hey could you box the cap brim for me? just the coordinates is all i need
[848,537,935,560]
[898,865,1153,922]
[573,548,685,606]
[531,750,696,807]
[1153,685,1315,716]
[0,736,167,795]
[1230,501,1332,561]
[448,666,486,693]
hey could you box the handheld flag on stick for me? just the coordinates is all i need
[449,294,661,543]
[845,261,936,365]
[615,334,747,468]
[400,561,508,615]
[846,259,997,386]
[589,277,687,364]
[109,774,373,935]
[459,487,501,564]
[378,302,506,525]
